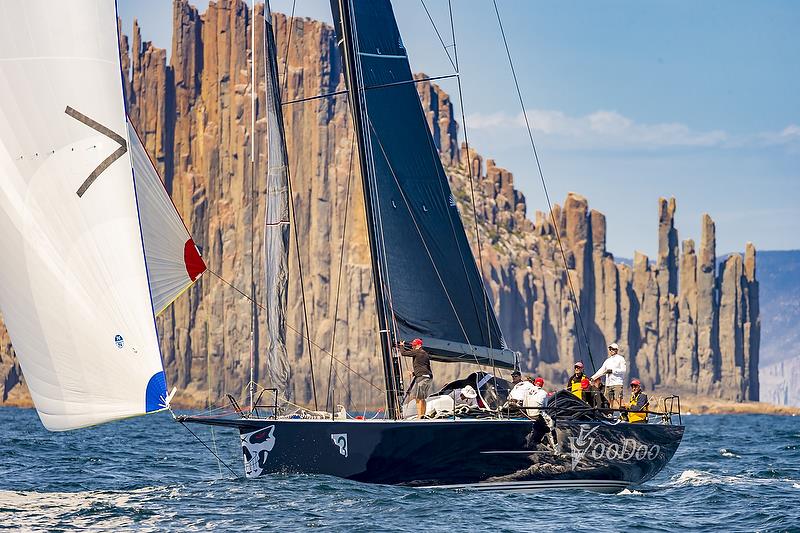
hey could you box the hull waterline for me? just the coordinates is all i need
[181,416,684,492]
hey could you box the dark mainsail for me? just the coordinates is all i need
[331,0,515,369]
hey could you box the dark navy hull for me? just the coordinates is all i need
[184,417,684,492]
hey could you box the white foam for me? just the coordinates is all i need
[617,488,644,496]
[719,448,741,458]
[671,470,800,490]
[671,469,749,487]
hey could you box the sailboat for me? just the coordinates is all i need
[0,0,683,492]
[0,0,205,431]
[181,0,684,491]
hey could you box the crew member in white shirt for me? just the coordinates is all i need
[509,373,536,404]
[523,377,548,416]
[591,343,627,409]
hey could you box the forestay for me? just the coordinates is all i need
[333,0,515,368]
[0,0,168,430]
[128,121,206,315]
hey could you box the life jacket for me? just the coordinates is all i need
[568,373,585,399]
[628,392,648,423]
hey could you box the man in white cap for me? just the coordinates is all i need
[591,343,627,409]
[457,385,479,408]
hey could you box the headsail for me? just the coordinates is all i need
[262,3,292,397]
[128,120,206,316]
[0,0,167,430]
[331,0,514,368]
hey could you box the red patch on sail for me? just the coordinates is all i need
[183,239,206,281]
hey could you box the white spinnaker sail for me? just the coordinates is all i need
[0,1,167,430]
[128,121,206,316]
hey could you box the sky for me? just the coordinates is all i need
[118,0,800,259]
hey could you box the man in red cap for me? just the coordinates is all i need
[523,377,548,417]
[623,379,649,423]
[398,338,433,418]
[567,361,587,400]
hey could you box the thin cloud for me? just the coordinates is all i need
[758,124,800,149]
[466,108,798,152]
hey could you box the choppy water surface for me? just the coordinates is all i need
[1,409,798,532]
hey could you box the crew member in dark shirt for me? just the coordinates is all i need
[588,376,610,410]
[399,338,433,418]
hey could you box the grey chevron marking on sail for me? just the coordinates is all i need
[64,106,128,197]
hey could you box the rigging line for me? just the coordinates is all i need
[448,0,458,72]
[416,75,488,364]
[286,148,319,411]
[272,0,317,409]
[281,75,459,107]
[211,427,223,477]
[326,128,356,414]
[178,421,241,480]
[491,0,595,372]
[448,1,497,362]
[419,0,456,71]
[367,118,486,373]
[279,0,296,101]
[366,74,460,92]
[251,381,348,415]
[204,268,383,393]
[349,14,403,416]
[360,80,405,403]
[283,89,348,106]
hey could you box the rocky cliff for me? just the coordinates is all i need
[0,0,759,409]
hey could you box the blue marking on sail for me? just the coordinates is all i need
[145,371,167,412]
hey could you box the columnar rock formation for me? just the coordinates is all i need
[0,1,759,407]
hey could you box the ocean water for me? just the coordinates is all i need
[0,408,798,532]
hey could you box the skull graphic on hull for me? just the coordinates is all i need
[240,426,276,478]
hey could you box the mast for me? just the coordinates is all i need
[334,0,402,418]
[249,0,257,413]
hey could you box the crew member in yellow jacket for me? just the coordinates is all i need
[566,361,587,399]
[625,379,649,423]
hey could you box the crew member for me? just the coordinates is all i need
[511,370,522,385]
[509,373,536,404]
[580,376,590,401]
[524,377,548,416]
[399,338,433,418]
[567,362,587,399]
[591,343,627,409]
[625,379,649,423]
[457,385,478,408]
[588,376,610,410]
